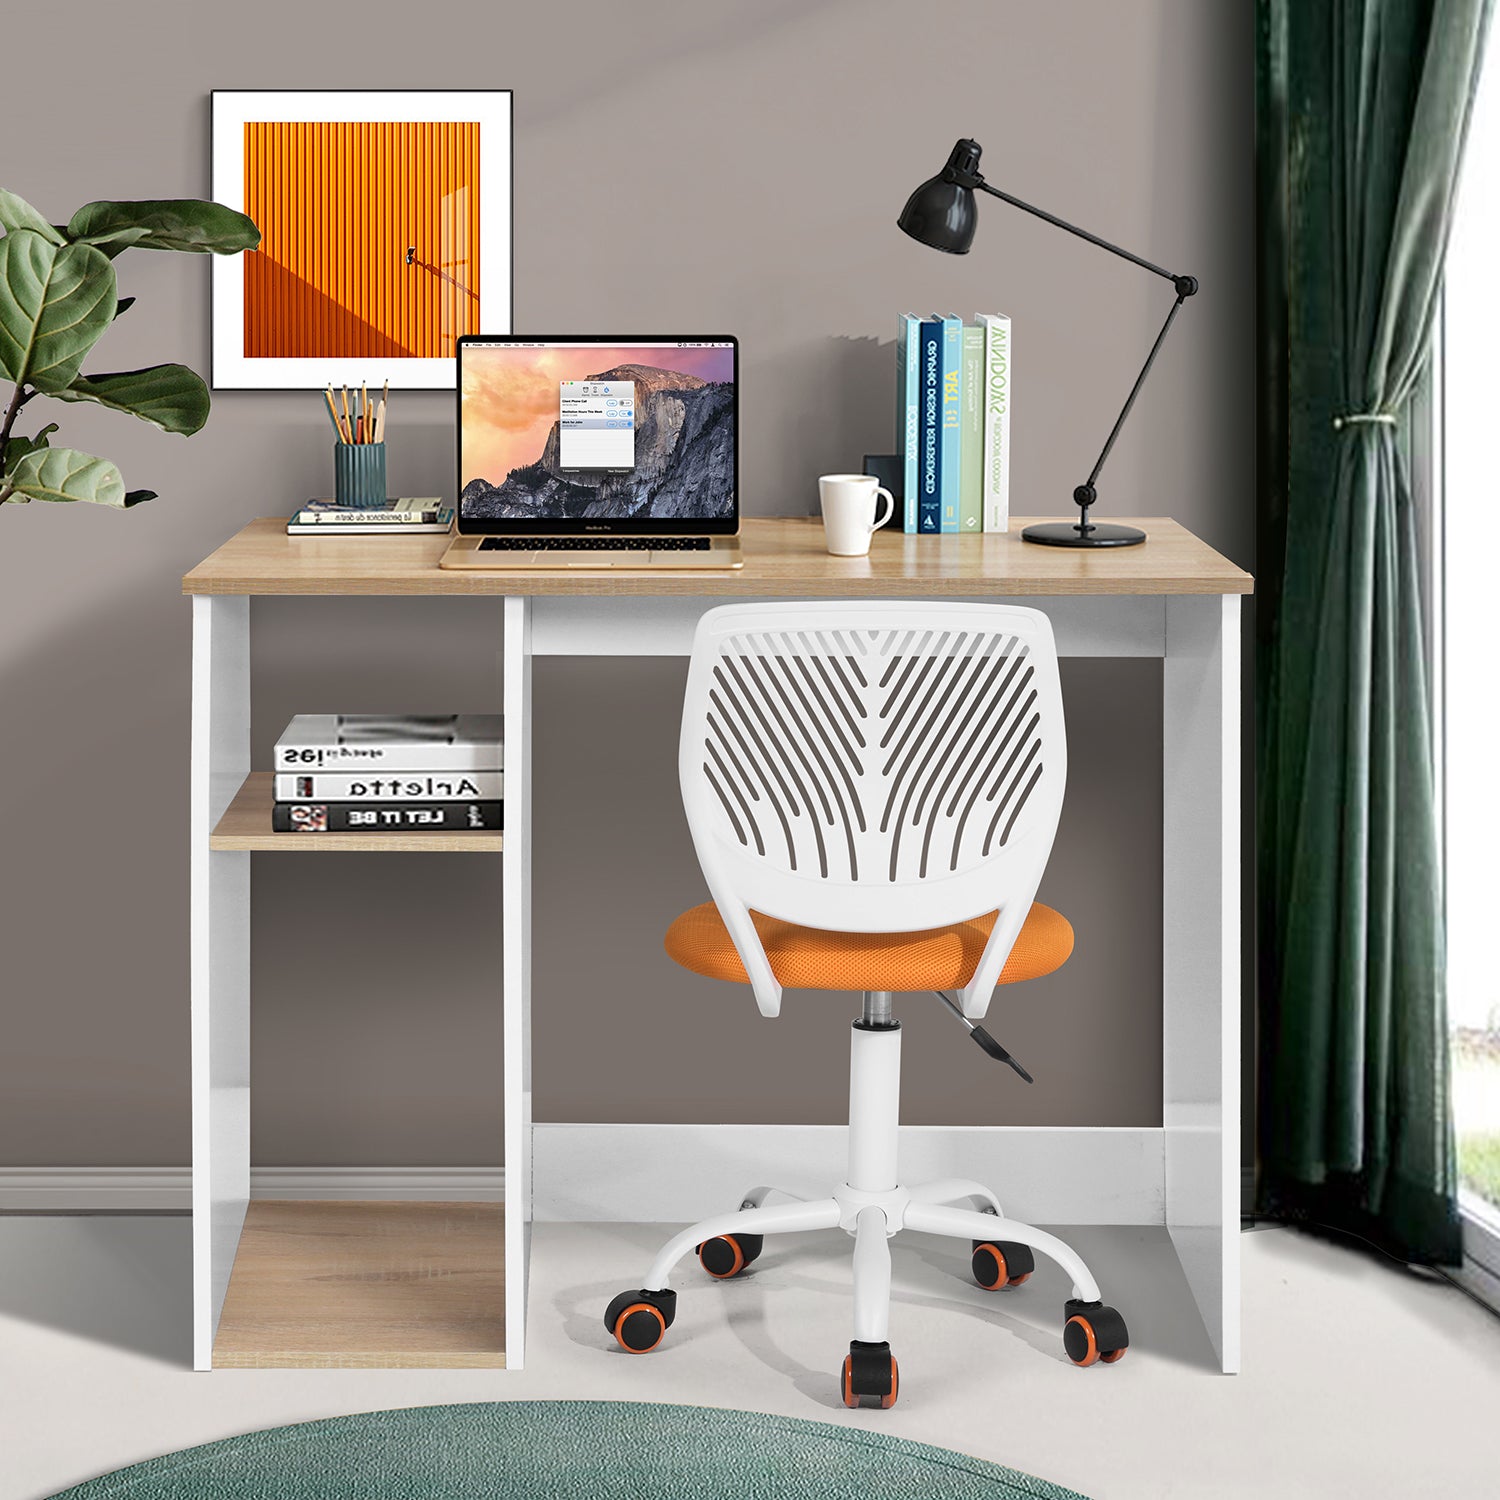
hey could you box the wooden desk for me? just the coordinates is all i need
[184,517,1250,1375]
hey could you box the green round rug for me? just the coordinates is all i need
[46,1401,1090,1500]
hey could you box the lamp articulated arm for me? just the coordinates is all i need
[900,138,1197,545]
[966,178,1197,539]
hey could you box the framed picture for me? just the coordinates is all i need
[211,90,511,389]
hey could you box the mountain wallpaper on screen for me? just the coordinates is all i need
[461,363,734,520]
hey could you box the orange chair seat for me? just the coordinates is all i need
[664,901,1073,993]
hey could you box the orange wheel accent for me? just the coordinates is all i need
[1066,1314,1099,1366]
[976,1244,1009,1289]
[841,1355,857,1408]
[881,1356,899,1410]
[702,1236,746,1279]
[612,1303,666,1354]
[1101,1346,1126,1363]
[1008,1271,1032,1286]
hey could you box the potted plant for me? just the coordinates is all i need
[0,189,259,509]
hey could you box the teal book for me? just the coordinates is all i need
[960,325,984,534]
[898,314,922,533]
[939,314,963,532]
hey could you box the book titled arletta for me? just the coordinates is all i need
[273,801,503,833]
[275,715,503,772]
[274,770,504,801]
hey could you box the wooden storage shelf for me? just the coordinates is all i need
[210,773,504,852]
[212,1200,506,1369]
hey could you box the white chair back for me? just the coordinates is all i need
[679,601,1067,1018]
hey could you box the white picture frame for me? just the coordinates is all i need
[211,89,511,390]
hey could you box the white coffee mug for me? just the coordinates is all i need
[818,474,895,556]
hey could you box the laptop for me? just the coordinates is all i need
[441,335,743,569]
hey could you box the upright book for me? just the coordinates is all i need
[917,318,943,534]
[978,313,1012,532]
[275,714,503,772]
[939,315,963,532]
[960,324,984,534]
[897,314,922,533]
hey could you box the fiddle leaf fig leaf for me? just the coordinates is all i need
[77,227,153,259]
[3,422,59,472]
[115,296,135,318]
[0,230,116,391]
[67,199,260,255]
[0,189,64,244]
[51,364,210,435]
[3,445,140,505]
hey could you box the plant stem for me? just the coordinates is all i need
[0,383,31,505]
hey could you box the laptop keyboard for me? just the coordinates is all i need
[479,536,711,552]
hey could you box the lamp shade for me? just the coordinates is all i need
[897,139,983,254]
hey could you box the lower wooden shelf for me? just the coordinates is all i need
[210,773,505,852]
[212,1200,506,1369]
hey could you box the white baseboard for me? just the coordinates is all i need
[533,1124,1165,1224]
[3,1126,1169,1223]
[0,1166,504,1212]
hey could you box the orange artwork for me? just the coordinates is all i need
[243,121,481,359]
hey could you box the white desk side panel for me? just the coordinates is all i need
[1162,593,1241,1373]
[503,597,534,1367]
[190,595,251,1370]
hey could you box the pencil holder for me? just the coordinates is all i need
[333,442,387,509]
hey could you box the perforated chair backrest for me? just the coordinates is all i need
[679,601,1066,1018]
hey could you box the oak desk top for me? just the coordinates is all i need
[183,516,1253,598]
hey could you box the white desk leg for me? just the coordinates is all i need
[1163,594,1241,1373]
[503,596,533,1368]
[190,595,251,1371]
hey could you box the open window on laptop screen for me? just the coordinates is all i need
[457,337,739,534]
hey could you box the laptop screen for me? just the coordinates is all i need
[458,337,738,533]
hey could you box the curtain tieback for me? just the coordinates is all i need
[1332,411,1397,431]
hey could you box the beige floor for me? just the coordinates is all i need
[0,1216,1496,1500]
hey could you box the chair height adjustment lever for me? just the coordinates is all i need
[933,991,1034,1083]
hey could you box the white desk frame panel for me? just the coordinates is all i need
[191,590,1240,1373]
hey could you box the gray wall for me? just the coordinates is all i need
[0,0,1251,1167]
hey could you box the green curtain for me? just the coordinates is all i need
[1257,0,1491,1264]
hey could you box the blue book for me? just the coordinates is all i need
[939,314,963,532]
[898,314,922,533]
[918,318,943,534]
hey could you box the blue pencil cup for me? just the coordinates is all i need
[333,442,387,509]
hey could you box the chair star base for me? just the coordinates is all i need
[603,1000,1129,1405]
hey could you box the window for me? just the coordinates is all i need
[1442,21,1500,1298]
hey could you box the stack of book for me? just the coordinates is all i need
[272,715,503,833]
[286,498,455,536]
[896,314,1011,535]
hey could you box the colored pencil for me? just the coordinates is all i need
[323,387,345,442]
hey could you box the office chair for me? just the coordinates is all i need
[602,601,1128,1408]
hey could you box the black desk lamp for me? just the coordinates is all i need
[898,139,1197,548]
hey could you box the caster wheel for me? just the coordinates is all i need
[1063,1299,1128,1366]
[603,1288,677,1354]
[696,1232,764,1279]
[971,1239,1036,1290]
[840,1340,899,1410]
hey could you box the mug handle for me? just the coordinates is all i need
[870,486,896,533]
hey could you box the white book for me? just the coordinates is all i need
[977,313,1012,532]
[275,714,503,772]
[274,770,504,801]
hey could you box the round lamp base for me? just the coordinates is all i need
[1021,521,1147,548]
